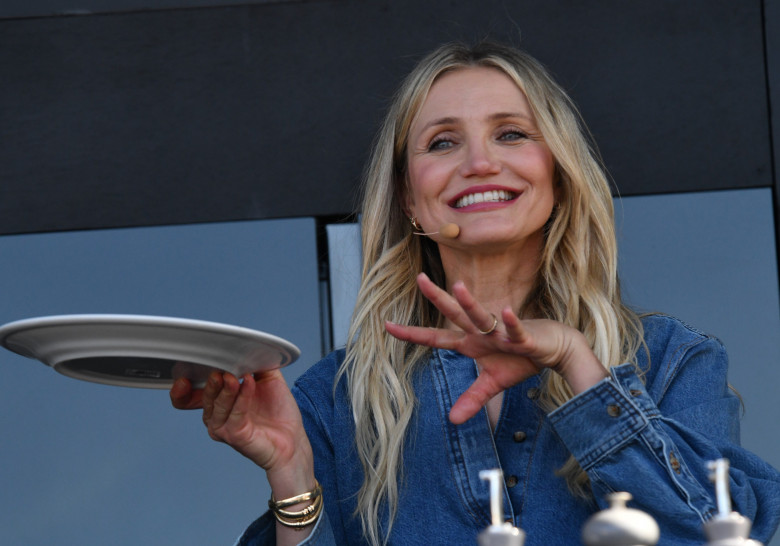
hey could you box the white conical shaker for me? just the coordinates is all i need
[703,459,763,546]
[582,492,660,546]
[476,469,525,546]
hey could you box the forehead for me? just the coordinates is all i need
[414,66,532,123]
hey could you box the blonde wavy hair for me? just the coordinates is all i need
[336,41,644,545]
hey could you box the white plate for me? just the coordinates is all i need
[0,314,300,389]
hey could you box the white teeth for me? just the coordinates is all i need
[454,190,515,208]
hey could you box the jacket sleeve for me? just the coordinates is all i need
[234,508,336,546]
[547,336,780,544]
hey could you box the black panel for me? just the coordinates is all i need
[0,0,297,20]
[0,0,769,234]
[764,0,780,269]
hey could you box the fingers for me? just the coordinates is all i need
[449,374,501,425]
[200,371,223,424]
[228,374,257,422]
[451,280,502,335]
[169,377,204,410]
[384,320,465,350]
[203,372,242,440]
[387,276,521,352]
[415,273,476,332]
[501,310,564,365]
[501,307,531,344]
[416,273,501,335]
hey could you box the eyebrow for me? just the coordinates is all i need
[418,112,534,133]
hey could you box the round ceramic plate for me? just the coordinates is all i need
[0,314,300,389]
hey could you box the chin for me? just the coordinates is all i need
[461,225,545,248]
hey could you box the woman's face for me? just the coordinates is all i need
[405,66,556,253]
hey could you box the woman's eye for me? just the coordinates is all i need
[427,138,454,152]
[498,129,528,142]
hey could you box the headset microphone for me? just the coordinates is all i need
[413,223,460,239]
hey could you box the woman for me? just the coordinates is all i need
[171,42,780,545]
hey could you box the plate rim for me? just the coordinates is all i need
[0,313,299,352]
[0,314,301,388]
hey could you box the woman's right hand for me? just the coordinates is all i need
[170,370,315,496]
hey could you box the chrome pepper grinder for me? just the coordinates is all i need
[581,492,660,546]
[703,459,763,546]
[477,469,525,546]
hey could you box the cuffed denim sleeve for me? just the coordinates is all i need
[548,334,780,544]
[234,508,335,546]
[547,373,651,470]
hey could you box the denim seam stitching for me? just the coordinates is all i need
[430,350,488,524]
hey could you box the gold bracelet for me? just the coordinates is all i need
[276,496,320,519]
[269,481,322,509]
[273,496,323,529]
[269,480,323,530]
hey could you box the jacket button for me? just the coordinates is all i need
[506,475,519,488]
[513,431,527,443]
[526,387,540,400]
[669,452,681,474]
[629,389,642,396]
[607,404,621,417]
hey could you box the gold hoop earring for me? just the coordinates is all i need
[409,216,423,232]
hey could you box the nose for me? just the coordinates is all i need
[458,139,501,178]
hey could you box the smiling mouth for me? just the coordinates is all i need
[453,189,518,209]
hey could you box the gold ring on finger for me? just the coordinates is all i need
[478,313,498,335]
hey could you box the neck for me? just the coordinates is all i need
[438,237,542,322]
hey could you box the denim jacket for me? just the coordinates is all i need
[237,314,780,545]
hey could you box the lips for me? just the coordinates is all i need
[452,189,518,209]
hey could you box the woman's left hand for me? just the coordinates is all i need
[384,273,608,424]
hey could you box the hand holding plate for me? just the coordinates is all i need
[171,369,316,504]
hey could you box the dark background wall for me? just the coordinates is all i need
[1,0,776,238]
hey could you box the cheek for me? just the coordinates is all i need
[526,146,556,178]
[407,160,448,204]
[519,147,556,201]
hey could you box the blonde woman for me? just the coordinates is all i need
[171,42,780,545]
